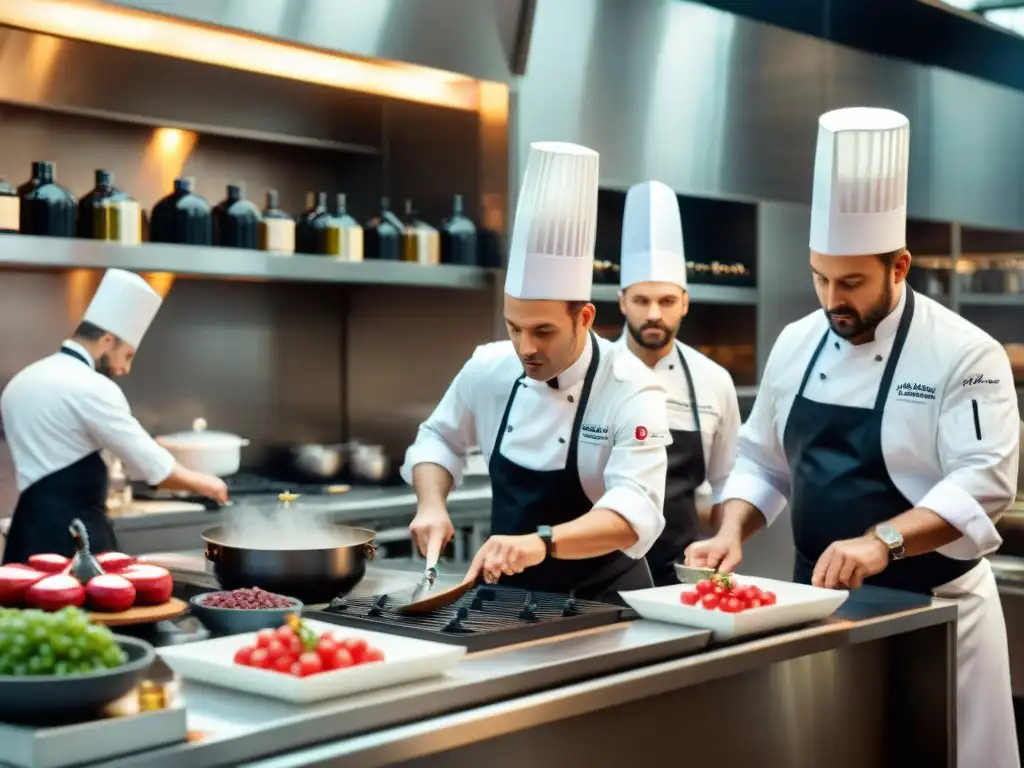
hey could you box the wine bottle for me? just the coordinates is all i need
[363,197,403,260]
[20,162,76,237]
[0,177,19,233]
[77,170,142,245]
[150,178,212,245]
[401,199,440,265]
[320,193,364,261]
[440,194,477,265]
[296,191,328,254]
[212,183,261,249]
[258,189,295,255]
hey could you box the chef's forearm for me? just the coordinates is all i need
[411,463,454,510]
[156,462,208,491]
[885,507,964,557]
[718,498,767,541]
[550,509,639,559]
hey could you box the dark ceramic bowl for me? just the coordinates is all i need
[0,635,156,723]
[188,592,303,635]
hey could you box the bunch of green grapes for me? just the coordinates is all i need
[0,606,127,676]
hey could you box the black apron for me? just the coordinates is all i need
[488,331,653,600]
[2,347,117,565]
[782,287,979,594]
[646,345,706,587]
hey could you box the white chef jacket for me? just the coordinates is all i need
[722,289,1019,560]
[0,340,175,491]
[400,333,672,558]
[616,336,741,504]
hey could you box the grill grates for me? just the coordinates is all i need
[307,585,633,652]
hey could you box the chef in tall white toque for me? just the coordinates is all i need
[685,107,1020,767]
[616,180,741,586]
[403,142,672,600]
[1,269,229,564]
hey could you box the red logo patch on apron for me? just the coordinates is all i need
[635,426,648,441]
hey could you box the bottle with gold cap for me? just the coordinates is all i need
[318,193,363,261]
[363,197,403,260]
[400,199,440,265]
[258,189,295,255]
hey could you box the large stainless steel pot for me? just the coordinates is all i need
[202,524,377,604]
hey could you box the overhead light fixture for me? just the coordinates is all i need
[0,0,484,112]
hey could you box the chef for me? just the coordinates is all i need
[1,269,229,564]
[616,180,741,586]
[685,107,1019,767]
[403,141,672,600]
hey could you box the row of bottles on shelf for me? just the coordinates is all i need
[593,259,754,286]
[0,162,480,266]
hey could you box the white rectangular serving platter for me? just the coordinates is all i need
[157,619,466,704]
[620,575,849,641]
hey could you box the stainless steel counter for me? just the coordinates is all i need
[95,562,959,768]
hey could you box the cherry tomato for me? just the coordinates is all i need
[694,579,714,595]
[330,648,355,670]
[749,598,763,609]
[297,651,324,676]
[735,586,757,602]
[316,636,340,666]
[700,593,720,610]
[233,646,254,666]
[721,597,744,614]
[290,661,303,676]
[761,591,777,606]
[680,590,700,606]
[273,654,294,673]
[249,648,271,669]
[342,637,368,663]
[275,625,296,643]
[265,639,287,661]
[362,647,385,664]
[255,629,276,649]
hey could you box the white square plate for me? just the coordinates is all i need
[157,620,466,704]
[620,575,849,641]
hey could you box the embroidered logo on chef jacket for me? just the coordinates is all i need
[894,381,937,402]
[580,423,611,442]
[962,373,1001,388]
[635,426,648,441]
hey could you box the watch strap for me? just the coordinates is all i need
[537,525,554,559]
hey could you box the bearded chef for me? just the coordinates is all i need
[616,180,741,586]
[403,141,672,600]
[685,107,1020,768]
[1,269,229,564]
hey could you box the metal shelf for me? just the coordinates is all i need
[0,235,494,290]
[958,292,1024,307]
[591,283,758,305]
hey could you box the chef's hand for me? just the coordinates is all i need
[193,474,229,504]
[812,535,889,590]
[409,505,454,562]
[684,532,743,573]
[465,534,546,584]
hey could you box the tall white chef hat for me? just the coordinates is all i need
[82,269,163,349]
[619,180,686,290]
[810,107,910,256]
[505,141,600,301]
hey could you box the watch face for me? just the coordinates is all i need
[875,524,903,547]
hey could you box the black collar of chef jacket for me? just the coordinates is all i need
[546,377,559,389]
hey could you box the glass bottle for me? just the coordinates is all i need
[212,183,261,249]
[320,193,364,261]
[0,177,19,233]
[401,199,440,265]
[77,170,142,245]
[150,178,212,245]
[440,194,477,265]
[295,191,328,254]
[20,162,76,237]
[363,197,403,260]
[258,189,295,255]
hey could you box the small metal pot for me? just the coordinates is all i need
[202,525,377,604]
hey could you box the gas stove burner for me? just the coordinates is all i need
[131,471,345,507]
[306,584,636,653]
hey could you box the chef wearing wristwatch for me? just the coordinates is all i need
[403,142,670,602]
[686,107,1020,768]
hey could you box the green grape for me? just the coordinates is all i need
[53,660,70,676]
[101,644,125,668]
[12,662,27,676]
[49,632,71,656]
[8,634,30,661]
[0,654,14,675]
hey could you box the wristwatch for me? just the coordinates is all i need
[872,523,905,561]
[537,525,555,560]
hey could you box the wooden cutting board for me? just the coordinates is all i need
[89,597,188,627]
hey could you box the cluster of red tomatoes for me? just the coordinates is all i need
[680,575,778,614]
[233,619,385,677]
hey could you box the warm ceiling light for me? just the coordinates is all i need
[0,0,483,111]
